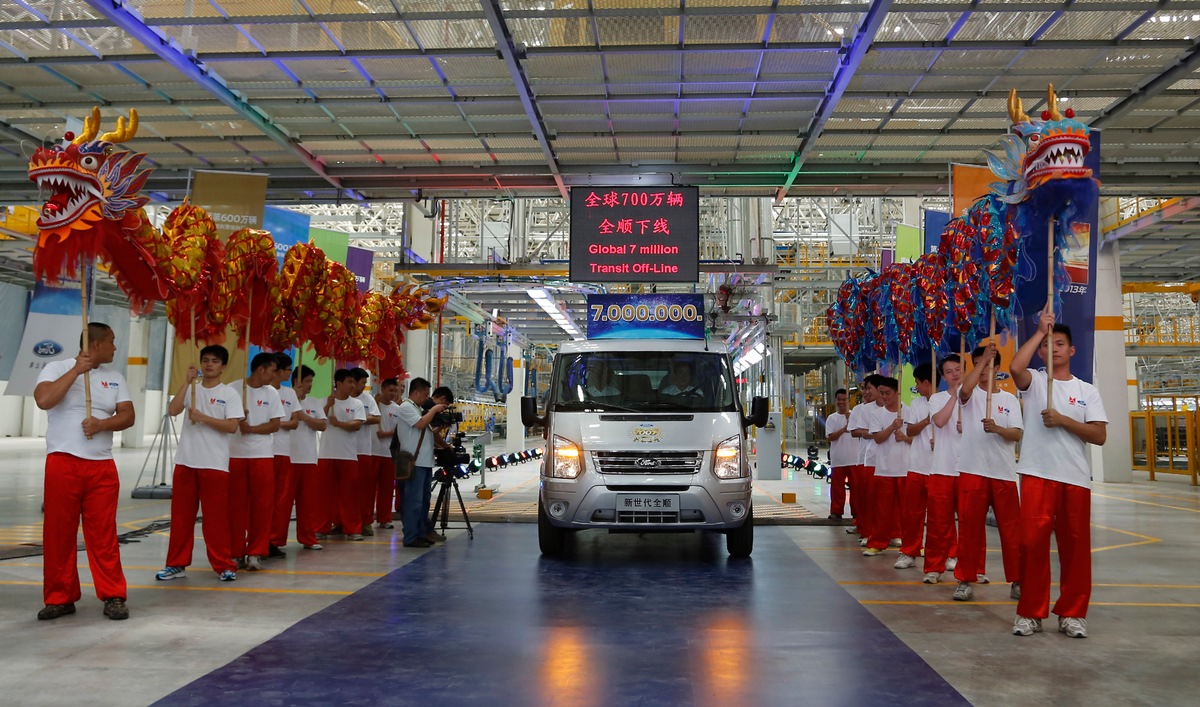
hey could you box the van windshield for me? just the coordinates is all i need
[550,351,737,413]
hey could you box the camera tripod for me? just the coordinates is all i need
[428,467,474,539]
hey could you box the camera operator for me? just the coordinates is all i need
[396,378,446,549]
[424,386,459,543]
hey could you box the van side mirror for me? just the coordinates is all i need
[743,396,769,428]
[521,396,545,428]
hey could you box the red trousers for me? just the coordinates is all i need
[829,465,853,516]
[270,455,296,547]
[166,466,235,573]
[229,457,275,558]
[867,475,906,550]
[850,465,875,538]
[900,472,929,558]
[923,474,960,574]
[293,463,321,546]
[360,456,394,525]
[42,453,126,605]
[1017,475,1092,619]
[318,458,361,535]
[954,472,1021,584]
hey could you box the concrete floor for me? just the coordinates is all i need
[1,437,1199,705]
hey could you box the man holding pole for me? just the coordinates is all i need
[34,323,133,621]
[1009,308,1107,638]
[953,343,1023,602]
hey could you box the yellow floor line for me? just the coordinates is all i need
[1092,493,1200,514]
[482,477,537,502]
[1099,488,1200,503]
[0,579,351,596]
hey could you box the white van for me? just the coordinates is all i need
[522,339,768,557]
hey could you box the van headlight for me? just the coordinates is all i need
[713,435,745,479]
[549,435,583,479]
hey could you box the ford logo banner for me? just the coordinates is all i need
[33,340,63,357]
[635,457,660,469]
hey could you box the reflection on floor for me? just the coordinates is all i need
[155,525,967,707]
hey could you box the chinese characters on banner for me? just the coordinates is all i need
[569,187,699,283]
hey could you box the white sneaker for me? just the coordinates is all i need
[862,547,885,557]
[1013,616,1043,636]
[923,572,941,584]
[303,543,323,550]
[844,526,858,534]
[976,574,990,584]
[893,553,916,570]
[155,566,186,581]
[246,556,262,571]
[953,581,973,601]
[1059,616,1088,638]
[945,557,958,571]
[859,538,868,547]
[1010,582,1021,600]
[888,538,902,547]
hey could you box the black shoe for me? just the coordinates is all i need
[828,514,843,521]
[103,598,129,620]
[403,539,434,548]
[37,603,76,620]
[268,544,287,558]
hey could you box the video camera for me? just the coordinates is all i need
[432,406,464,428]
[434,431,471,472]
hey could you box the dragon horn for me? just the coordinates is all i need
[1007,89,1029,125]
[99,109,139,144]
[1046,84,1063,121]
[72,106,101,145]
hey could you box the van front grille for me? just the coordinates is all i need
[593,451,702,475]
[617,510,680,524]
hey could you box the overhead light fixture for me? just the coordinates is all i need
[528,288,584,340]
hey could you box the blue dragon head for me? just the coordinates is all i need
[986,85,1093,204]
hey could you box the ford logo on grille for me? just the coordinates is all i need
[635,458,660,469]
[33,340,63,357]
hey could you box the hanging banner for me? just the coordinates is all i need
[345,246,374,294]
[244,206,314,380]
[5,273,90,396]
[923,210,950,254]
[189,170,269,242]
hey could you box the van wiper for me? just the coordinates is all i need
[554,401,640,413]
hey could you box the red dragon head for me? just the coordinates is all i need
[988,85,1093,204]
[28,106,151,240]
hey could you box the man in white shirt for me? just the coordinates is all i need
[319,369,366,539]
[34,323,134,621]
[923,354,964,583]
[370,378,403,530]
[862,376,914,556]
[824,388,856,521]
[269,353,300,558]
[896,363,936,570]
[156,345,243,582]
[289,365,328,550]
[228,352,285,571]
[847,375,883,541]
[396,377,449,548]
[953,342,1024,602]
[1010,309,1108,639]
[350,368,382,536]
[584,359,619,397]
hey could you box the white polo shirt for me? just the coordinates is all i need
[956,387,1023,481]
[228,381,285,459]
[825,411,857,468]
[928,390,961,477]
[37,360,130,461]
[175,383,243,472]
[907,395,934,474]
[272,385,300,458]
[355,390,381,457]
[396,399,436,468]
[869,404,916,477]
[290,395,327,466]
[1017,369,1108,489]
[374,400,403,458]
[849,402,882,467]
[319,396,366,461]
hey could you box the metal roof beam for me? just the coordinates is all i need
[478,0,566,200]
[78,0,360,201]
[1091,44,1200,128]
[776,0,893,201]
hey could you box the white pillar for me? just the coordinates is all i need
[121,316,151,448]
[506,344,526,453]
[1092,244,1132,483]
[1126,356,1140,412]
[404,202,438,383]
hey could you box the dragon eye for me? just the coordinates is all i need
[79,154,100,170]
[1029,134,1040,142]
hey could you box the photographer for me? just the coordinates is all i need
[425,386,459,543]
[396,378,446,549]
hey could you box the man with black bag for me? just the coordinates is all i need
[393,378,447,548]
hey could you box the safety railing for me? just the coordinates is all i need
[1126,316,1200,347]
[1129,410,1200,486]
